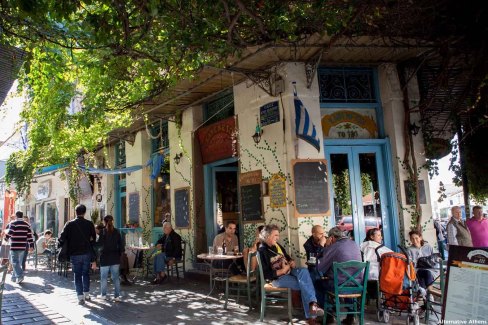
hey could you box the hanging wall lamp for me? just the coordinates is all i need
[252,116,263,144]
[409,122,421,136]
[173,152,183,165]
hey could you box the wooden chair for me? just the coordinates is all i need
[224,251,258,310]
[255,252,293,322]
[167,240,186,279]
[425,259,446,323]
[323,261,370,325]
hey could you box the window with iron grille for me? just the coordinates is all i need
[318,68,377,103]
[204,91,234,125]
[150,121,169,154]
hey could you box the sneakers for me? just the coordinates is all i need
[78,295,85,305]
[17,277,24,284]
[84,293,91,301]
[114,296,122,302]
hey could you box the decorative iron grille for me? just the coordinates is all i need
[319,68,376,103]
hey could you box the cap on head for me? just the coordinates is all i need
[328,226,344,239]
[15,211,23,219]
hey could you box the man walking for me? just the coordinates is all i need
[447,205,473,249]
[5,211,34,284]
[59,204,97,305]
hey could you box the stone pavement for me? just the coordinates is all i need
[1,265,441,324]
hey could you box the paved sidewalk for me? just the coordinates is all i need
[1,266,440,324]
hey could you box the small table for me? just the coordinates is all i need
[197,253,243,300]
[127,246,153,282]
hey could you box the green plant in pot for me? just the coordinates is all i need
[90,209,100,225]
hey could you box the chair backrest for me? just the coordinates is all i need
[256,251,267,289]
[180,240,186,260]
[439,259,446,301]
[332,261,370,295]
[246,251,257,281]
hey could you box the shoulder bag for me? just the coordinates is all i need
[417,253,441,269]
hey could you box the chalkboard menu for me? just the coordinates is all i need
[128,192,140,224]
[292,159,330,217]
[260,101,280,126]
[174,187,190,228]
[240,183,263,222]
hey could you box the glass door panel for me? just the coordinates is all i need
[330,153,356,240]
[327,145,391,247]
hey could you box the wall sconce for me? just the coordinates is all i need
[173,152,183,165]
[157,176,163,183]
[97,178,102,193]
[164,184,171,190]
[252,116,263,144]
[409,122,421,136]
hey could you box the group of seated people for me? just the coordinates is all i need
[147,219,439,324]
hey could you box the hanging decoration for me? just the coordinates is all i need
[293,82,320,151]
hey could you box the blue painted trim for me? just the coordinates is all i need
[203,157,238,247]
[372,69,385,137]
[324,140,398,248]
[383,137,400,250]
[36,163,69,174]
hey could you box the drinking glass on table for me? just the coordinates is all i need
[308,252,317,266]
[208,246,214,256]
[233,246,239,255]
[217,247,223,256]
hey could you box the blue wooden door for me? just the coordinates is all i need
[325,142,397,249]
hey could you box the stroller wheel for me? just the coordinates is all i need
[377,311,389,323]
[407,315,420,325]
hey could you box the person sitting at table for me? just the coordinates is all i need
[242,225,264,271]
[36,230,54,255]
[317,226,363,325]
[407,229,439,290]
[258,224,323,325]
[303,225,327,307]
[212,221,242,274]
[360,228,392,281]
[151,222,182,284]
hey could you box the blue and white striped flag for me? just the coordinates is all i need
[293,82,320,151]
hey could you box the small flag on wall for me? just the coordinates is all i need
[293,82,320,151]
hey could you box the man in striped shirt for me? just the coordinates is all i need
[5,211,34,284]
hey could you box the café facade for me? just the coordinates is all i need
[20,38,439,268]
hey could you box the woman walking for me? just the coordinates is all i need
[97,215,124,301]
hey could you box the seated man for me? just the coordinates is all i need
[317,226,363,325]
[212,221,241,274]
[303,225,327,306]
[36,230,54,256]
[151,222,182,284]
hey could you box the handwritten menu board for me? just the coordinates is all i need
[292,159,330,217]
[239,170,263,222]
[174,187,190,228]
[128,192,140,224]
[260,101,280,126]
[269,173,287,208]
[442,246,488,322]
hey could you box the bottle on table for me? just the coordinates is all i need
[222,241,227,255]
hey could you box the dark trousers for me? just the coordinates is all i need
[416,269,434,289]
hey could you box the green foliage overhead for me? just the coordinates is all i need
[1,0,358,190]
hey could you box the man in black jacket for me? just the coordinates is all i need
[151,222,182,284]
[59,204,97,305]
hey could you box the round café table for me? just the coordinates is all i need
[197,253,243,300]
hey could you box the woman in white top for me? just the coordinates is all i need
[360,228,392,280]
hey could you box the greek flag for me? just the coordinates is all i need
[293,82,320,151]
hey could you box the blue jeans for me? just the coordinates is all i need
[10,250,25,281]
[272,267,318,318]
[71,253,92,296]
[309,267,326,307]
[100,264,121,297]
[153,252,168,273]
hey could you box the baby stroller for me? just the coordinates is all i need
[376,247,422,325]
